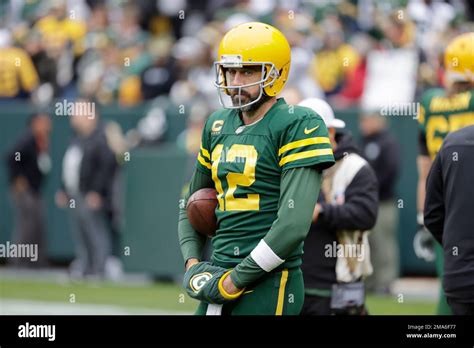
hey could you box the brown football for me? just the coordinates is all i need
[186,188,218,237]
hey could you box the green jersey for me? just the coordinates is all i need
[196,98,335,269]
[418,88,474,159]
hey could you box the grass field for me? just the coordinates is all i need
[0,276,437,315]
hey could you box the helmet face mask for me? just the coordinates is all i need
[214,59,280,110]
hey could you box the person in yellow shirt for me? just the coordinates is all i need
[0,29,39,98]
[309,24,360,95]
[33,0,86,57]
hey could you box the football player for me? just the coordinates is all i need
[416,32,474,315]
[178,22,335,315]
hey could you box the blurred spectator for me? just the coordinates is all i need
[34,0,86,57]
[77,2,153,106]
[23,30,57,102]
[140,37,176,100]
[176,100,209,155]
[308,15,360,97]
[379,10,416,49]
[4,113,52,268]
[33,0,87,97]
[300,98,378,315]
[0,29,39,99]
[408,0,456,53]
[170,35,215,107]
[113,3,150,106]
[136,104,168,146]
[56,100,117,279]
[330,33,376,108]
[103,120,127,280]
[359,112,401,295]
[77,37,121,104]
[275,11,324,100]
[0,0,471,110]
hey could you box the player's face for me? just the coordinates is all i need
[225,66,262,107]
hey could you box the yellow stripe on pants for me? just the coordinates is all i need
[275,269,289,315]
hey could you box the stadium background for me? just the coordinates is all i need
[1,0,473,314]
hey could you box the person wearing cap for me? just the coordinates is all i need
[299,98,379,315]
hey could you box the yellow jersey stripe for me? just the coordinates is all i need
[275,269,289,315]
[279,148,333,166]
[197,153,211,169]
[200,145,211,160]
[278,137,330,156]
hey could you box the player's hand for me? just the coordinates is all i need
[221,272,241,295]
[183,261,244,304]
[413,214,435,262]
[185,258,200,271]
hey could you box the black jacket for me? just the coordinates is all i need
[63,125,117,209]
[5,130,45,193]
[360,129,400,201]
[424,125,474,302]
[302,133,379,290]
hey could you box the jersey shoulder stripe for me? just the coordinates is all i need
[270,104,335,170]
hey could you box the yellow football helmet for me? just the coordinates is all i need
[444,32,474,83]
[214,22,291,109]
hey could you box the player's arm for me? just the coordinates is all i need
[424,150,444,244]
[228,166,322,289]
[178,117,214,269]
[178,169,214,268]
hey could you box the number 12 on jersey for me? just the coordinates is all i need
[211,144,260,211]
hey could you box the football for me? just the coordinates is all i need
[186,188,218,237]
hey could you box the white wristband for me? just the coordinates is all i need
[250,240,284,272]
